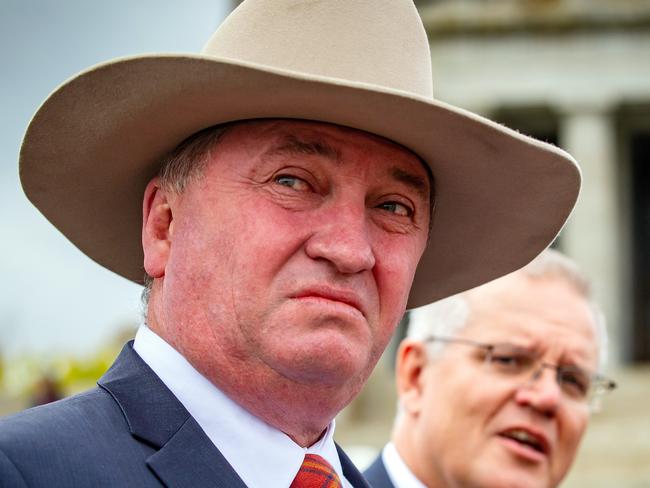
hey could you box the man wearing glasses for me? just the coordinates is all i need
[364,249,615,488]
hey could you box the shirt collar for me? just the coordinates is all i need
[133,325,350,488]
[382,442,427,488]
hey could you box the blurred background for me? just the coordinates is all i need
[1,0,648,486]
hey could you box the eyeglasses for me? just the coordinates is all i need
[423,336,617,408]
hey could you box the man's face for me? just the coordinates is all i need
[404,275,599,488]
[156,120,430,403]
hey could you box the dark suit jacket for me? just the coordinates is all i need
[0,343,370,487]
[363,453,395,488]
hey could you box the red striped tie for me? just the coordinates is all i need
[290,454,343,488]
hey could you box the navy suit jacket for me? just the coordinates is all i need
[0,343,370,487]
[363,454,395,488]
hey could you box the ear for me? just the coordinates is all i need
[396,340,429,416]
[142,177,174,279]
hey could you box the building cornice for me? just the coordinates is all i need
[419,0,650,37]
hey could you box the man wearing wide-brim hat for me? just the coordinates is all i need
[0,1,580,487]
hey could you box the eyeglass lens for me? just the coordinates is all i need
[483,344,593,402]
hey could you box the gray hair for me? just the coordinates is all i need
[406,249,609,371]
[140,122,237,310]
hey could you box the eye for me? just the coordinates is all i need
[488,346,535,373]
[274,174,311,192]
[491,354,525,370]
[492,355,519,366]
[558,368,590,397]
[377,201,413,217]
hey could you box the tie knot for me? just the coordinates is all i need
[290,454,343,488]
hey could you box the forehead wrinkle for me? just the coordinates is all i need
[465,281,599,369]
[263,134,341,163]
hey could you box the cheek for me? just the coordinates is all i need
[414,376,474,465]
[557,410,589,464]
[431,364,502,430]
[229,208,310,292]
[375,237,424,312]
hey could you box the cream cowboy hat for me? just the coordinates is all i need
[19,0,580,308]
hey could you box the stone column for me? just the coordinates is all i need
[558,105,621,365]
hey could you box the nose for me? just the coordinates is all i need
[514,367,562,418]
[304,203,376,274]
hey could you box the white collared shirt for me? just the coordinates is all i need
[133,325,352,488]
[382,442,427,488]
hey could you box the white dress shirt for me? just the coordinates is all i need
[382,442,427,488]
[133,325,352,488]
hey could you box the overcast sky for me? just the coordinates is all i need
[0,0,233,358]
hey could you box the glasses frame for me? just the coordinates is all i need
[421,335,617,407]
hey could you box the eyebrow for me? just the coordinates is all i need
[265,135,341,162]
[264,133,432,205]
[391,167,430,201]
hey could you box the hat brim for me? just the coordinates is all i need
[20,54,580,308]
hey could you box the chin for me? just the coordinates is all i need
[270,341,371,390]
[471,471,550,488]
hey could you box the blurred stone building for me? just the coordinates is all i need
[330,1,650,486]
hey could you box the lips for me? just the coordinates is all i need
[499,427,551,457]
[291,286,366,317]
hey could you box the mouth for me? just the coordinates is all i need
[292,287,365,318]
[498,427,550,459]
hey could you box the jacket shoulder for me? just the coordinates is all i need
[0,387,154,486]
[0,447,28,488]
[0,387,122,445]
[363,453,394,488]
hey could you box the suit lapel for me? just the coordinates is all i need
[98,344,365,488]
[98,343,246,488]
[363,454,394,488]
[146,416,247,488]
[337,444,372,488]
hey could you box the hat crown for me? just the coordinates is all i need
[203,0,433,99]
